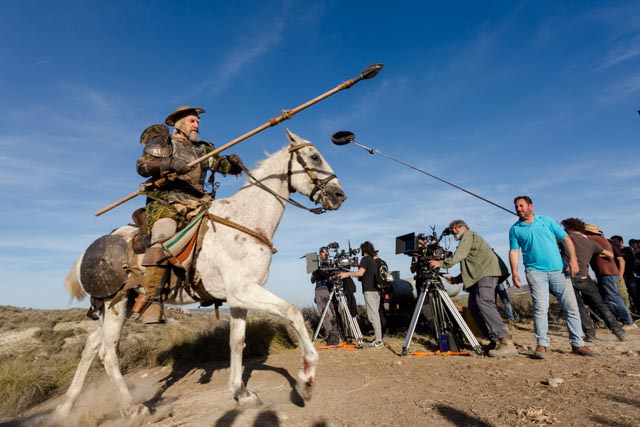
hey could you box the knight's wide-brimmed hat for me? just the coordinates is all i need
[584,224,603,235]
[165,106,205,126]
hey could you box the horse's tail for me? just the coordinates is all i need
[65,253,87,300]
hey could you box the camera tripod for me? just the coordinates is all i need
[312,280,364,348]
[401,276,484,356]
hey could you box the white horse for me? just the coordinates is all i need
[55,129,346,418]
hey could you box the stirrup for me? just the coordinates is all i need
[139,301,165,324]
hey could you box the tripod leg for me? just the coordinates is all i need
[430,291,444,340]
[437,289,484,354]
[430,290,457,351]
[312,288,336,343]
[401,289,428,356]
[336,293,364,347]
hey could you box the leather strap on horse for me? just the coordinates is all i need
[207,213,277,254]
[233,143,327,215]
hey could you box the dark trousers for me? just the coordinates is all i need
[623,274,640,314]
[468,276,510,341]
[571,276,623,335]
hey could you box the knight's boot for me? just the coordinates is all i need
[488,337,518,358]
[135,266,166,324]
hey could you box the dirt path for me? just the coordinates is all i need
[9,320,640,427]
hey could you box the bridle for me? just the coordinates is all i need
[287,142,338,205]
[238,142,339,215]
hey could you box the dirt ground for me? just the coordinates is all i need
[5,316,640,427]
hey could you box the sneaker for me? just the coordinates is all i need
[368,340,384,348]
[532,345,547,359]
[584,331,596,342]
[613,329,628,342]
[571,345,599,357]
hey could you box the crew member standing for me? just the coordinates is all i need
[509,196,596,359]
[429,220,517,357]
[311,247,338,344]
[339,241,384,348]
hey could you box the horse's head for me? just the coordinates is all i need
[285,129,346,211]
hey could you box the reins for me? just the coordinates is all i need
[205,142,337,253]
[237,142,335,215]
[287,143,337,207]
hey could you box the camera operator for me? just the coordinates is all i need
[428,220,517,357]
[339,241,384,348]
[311,247,339,345]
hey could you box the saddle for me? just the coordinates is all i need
[89,206,277,319]
[98,209,226,318]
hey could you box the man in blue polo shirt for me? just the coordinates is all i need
[508,196,596,359]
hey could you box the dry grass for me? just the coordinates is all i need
[0,306,299,418]
[0,290,541,418]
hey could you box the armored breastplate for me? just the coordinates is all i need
[169,137,209,194]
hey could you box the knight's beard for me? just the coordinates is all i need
[454,231,463,241]
[175,127,199,142]
[188,130,199,142]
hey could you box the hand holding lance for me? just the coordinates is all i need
[95,64,383,217]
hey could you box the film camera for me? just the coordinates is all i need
[304,242,360,275]
[395,227,451,289]
[397,227,484,355]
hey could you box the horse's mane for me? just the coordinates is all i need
[239,145,288,186]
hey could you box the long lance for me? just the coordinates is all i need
[95,64,384,217]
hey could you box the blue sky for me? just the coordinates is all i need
[1,1,639,310]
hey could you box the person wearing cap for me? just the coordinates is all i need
[429,220,517,357]
[508,196,597,359]
[584,225,635,328]
[132,106,244,323]
[559,218,627,342]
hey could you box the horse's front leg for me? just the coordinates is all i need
[229,307,262,407]
[100,298,150,418]
[54,325,102,418]
[229,286,318,402]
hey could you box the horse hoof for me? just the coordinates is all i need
[123,402,150,418]
[235,388,263,408]
[295,381,314,401]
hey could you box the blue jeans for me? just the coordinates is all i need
[525,270,584,347]
[599,275,633,325]
[496,282,516,321]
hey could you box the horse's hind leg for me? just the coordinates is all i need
[228,307,262,407]
[54,325,102,418]
[228,286,318,402]
[100,298,150,417]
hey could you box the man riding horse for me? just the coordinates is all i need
[132,106,243,323]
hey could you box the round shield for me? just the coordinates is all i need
[80,234,128,298]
